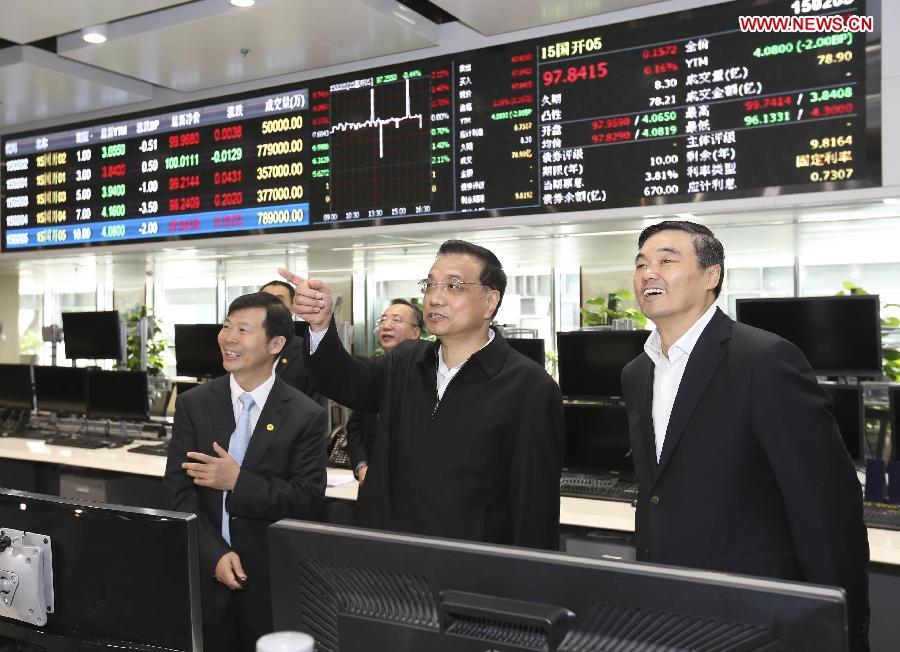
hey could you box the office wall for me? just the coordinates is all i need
[0,273,19,362]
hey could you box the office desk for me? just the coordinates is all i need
[3,445,900,649]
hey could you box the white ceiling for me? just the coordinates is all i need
[0,0,677,129]
[432,0,666,36]
[0,46,153,126]
[56,0,439,93]
[0,0,440,127]
[0,0,191,44]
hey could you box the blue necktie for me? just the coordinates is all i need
[222,392,255,545]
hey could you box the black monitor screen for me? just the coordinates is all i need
[270,521,848,651]
[61,311,122,360]
[86,370,149,420]
[890,387,900,462]
[0,489,201,650]
[735,296,882,376]
[174,324,224,378]
[507,338,545,366]
[557,330,650,398]
[563,403,633,476]
[821,384,863,462]
[0,363,33,410]
[33,366,86,414]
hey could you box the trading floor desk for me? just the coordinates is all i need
[2,441,900,650]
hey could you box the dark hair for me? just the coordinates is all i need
[637,221,725,298]
[259,280,295,301]
[227,292,294,351]
[388,298,425,330]
[437,239,507,318]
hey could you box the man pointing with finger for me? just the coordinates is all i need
[164,292,326,651]
[279,239,564,550]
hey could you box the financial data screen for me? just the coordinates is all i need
[1,0,877,251]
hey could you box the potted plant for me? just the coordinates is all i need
[117,306,167,373]
[581,289,648,329]
[837,281,899,381]
[19,329,42,365]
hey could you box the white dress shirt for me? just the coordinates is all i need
[228,370,277,435]
[436,329,494,400]
[644,304,718,462]
[309,326,494,400]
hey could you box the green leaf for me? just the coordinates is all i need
[584,297,607,306]
[613,289,636,300]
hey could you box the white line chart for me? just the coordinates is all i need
[330,79,424,159]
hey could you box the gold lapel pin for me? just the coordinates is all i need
[281,358,288,364]
[266,423,275,431]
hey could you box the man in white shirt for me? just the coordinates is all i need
[165,292,326,651]
[621,220,869,651]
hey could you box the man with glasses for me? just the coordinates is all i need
[279,239,563,550]
[346,299,423,484]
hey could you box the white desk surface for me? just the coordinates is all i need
[0,435,166,477]
[3,441,899,566]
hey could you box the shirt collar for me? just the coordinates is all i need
[438,328,495,375]
[644,303,718,367]
[229,369,277,411]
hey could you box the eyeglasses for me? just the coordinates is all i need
[418,278,487,295]
[376,315,417,326]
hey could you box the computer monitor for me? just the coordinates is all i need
[33,366,87,415]
[86,370,149,421]
[556,330,650,399]
[507,337,545,366]
[174,323,224,378]
[61,311,122,360]
[563,403,634,477]
[890,386,900,462]
[0,489,201,651]
[269,521,847,651]
[735,295,882,377]
[0,363,33,410]
[820,384,864,463]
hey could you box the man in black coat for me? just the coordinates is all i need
[260,280,322,405]
[346,298,423,483]
[621,221,869,650]
[164,292,326,651]
[280,240,564,550]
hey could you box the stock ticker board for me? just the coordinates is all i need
[1,0,878,251]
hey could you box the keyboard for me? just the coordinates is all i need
[864,502,900,531]
[44,435,132,449]
[560,473,638,502]
[128,443,170,457]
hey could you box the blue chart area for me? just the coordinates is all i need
[329,77,431,212]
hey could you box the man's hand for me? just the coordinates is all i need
[357,465,368,485]
[182,442,240,491]
[277,268,333,332]
[215,551,247,590]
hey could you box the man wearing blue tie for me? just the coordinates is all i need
[165,292,326,651]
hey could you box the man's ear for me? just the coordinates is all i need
[268,335,287,356]
[483,289,500,320]
[705,264,721,291]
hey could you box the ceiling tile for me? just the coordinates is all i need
[58,0,438,92]
[431,0,665,35]
[0,0,191,44]
[0,46,152,128]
